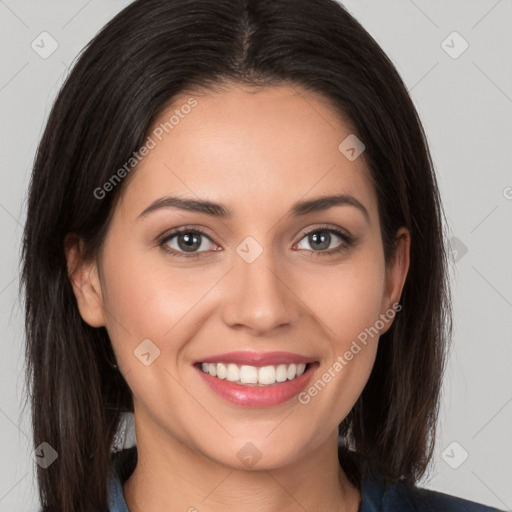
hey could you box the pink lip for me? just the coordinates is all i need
[196,351,315,366]
[194,361,319,408]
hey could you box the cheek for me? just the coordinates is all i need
[102,234,386,346]
[301,251,386,343]
[98,239,201,363]
[296,262,385,423]
[295,248,386,407]
[98,241,239,389]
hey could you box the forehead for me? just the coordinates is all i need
[116,83,377,223]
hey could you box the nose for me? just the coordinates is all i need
[221,246,301,336]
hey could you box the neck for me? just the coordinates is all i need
[123,420,361,512]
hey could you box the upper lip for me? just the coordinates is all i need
[196,351,316,366]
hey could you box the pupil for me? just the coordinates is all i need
[178,233,201,252]
[311,230,330,250]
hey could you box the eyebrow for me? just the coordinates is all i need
[136,193,370,223]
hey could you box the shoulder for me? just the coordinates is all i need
[381,480,503,512]
[360,462,504,512]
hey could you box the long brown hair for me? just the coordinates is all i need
[21,0,451,509]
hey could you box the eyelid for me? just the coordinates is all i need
[158,225,218,251]
[158,223,354,258]
[295,223,352,242]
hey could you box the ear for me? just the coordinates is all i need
[64,233,106,328]
[379,227,410,334]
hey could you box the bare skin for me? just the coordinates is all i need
[66,83,410,512]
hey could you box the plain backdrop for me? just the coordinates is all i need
[0,0,511,510]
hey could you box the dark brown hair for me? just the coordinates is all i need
[21,0,451,510]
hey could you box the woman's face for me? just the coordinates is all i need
[69,83,409,470]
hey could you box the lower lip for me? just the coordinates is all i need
[194,363,319,408]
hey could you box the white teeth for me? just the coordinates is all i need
[240,365,258,384]
[275,364,288,382]
[226,363,240,382]
[286,363,297,380]
[216,362,227,379]
[200,362,310,386]
[258,366,276,385]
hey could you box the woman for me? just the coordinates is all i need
[21,0,503,510]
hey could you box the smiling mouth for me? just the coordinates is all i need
[194,361,315,386]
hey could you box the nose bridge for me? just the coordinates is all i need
[222,235,299,333]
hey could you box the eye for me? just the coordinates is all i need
[158,224,354,260]
[294,226,353,256]
[159,227,218,259]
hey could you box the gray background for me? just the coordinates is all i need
[1,0,511,510]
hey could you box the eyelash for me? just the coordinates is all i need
[158,224,354,260]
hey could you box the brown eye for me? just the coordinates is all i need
[175,232,203,252]
[160,228,217,258]
[295,227,352,255]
